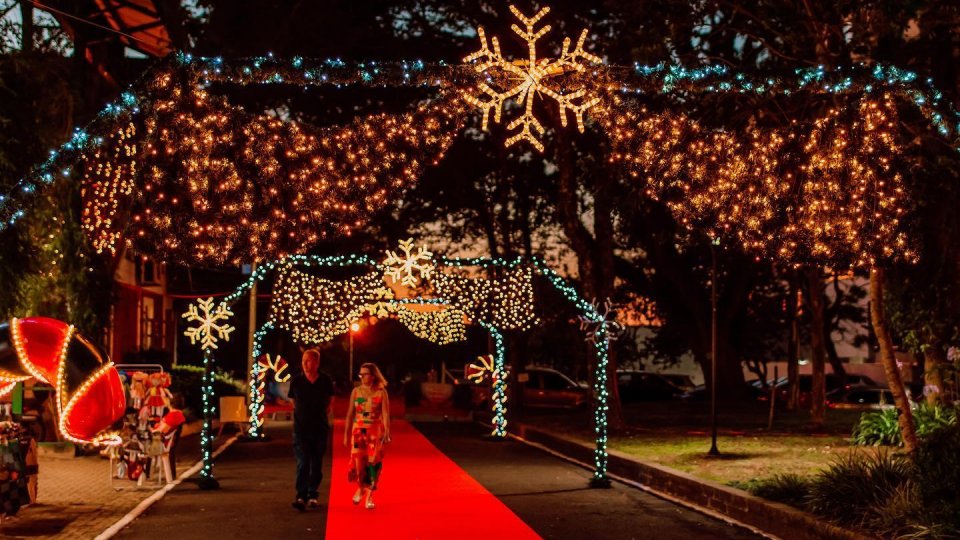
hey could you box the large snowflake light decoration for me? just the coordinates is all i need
[463,4,603,152]
[183,297,236,350]
[383,238,435,287]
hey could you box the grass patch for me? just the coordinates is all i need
[611,434,849,484]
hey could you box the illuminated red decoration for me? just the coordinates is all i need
[0,317,125,445]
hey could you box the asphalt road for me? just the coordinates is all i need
[414,422,761,540]
[114,421,762,540]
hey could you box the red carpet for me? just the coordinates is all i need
[326,419,541,540]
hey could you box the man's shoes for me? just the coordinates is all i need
[307,498,320,508]
[365,491,375,510]
[292,498,306,511]
[352,488,363,505]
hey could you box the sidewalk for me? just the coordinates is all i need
[0,426,226,540]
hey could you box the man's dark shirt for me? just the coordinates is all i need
[288,371,334,440]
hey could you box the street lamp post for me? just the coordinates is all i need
[709,239,721,456]
[349,322,360,383]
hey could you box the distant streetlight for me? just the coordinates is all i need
[709,238,720,457]
[349,322,361,383]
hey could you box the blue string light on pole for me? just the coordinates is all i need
[479,322,508,438]
[246,320,275,439]
[181,297,235,489]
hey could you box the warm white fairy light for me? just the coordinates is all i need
[7,319,120,446]
[432,266,538,330]
[396,305,467,345]
[10,318,52,384]
[270,267,384,343]
[463,4,602,151]
[182,297,236,350]
[81,122,136,254]
[467,354,495,384]
[383,238,435,287]
[58,363,122,446]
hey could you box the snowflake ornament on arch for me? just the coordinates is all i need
[383,238,435,287]
[182,297,236,350]
[463,4,603,152]
[579,298,623,344]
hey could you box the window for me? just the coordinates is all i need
[847,390,881,404]
[541,372,570,391]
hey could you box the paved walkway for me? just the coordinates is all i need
[116,422,330,539]
[0,429,215,540]
[326,420,539,539]
[114,420,762,539]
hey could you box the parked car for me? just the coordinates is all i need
[466,366,591,410]
[521,367,590,409]
[771,374,878,408]
[683,381,770,401]
[617,371,683,401]
[827,387,896,411]
[659,374,697,393]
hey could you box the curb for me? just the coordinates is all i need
[508,422,876,540]
[93,433,239,540]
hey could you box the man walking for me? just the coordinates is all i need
[288,348,334,510]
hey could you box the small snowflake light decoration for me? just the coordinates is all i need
[182,297,236,350]
[463,4,602,152]
[467,354,496,384]
[580,298,623,344]
[383,238,435,287]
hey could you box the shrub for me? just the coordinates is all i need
[807,451,914,529]
[853,404,957,446]
[913,423,960,535]
[170,365,246,420]
[730,473,811,509]
[853,408,902,446]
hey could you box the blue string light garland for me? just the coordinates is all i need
[2,56,958,235]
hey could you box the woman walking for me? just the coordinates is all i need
[344,362,391,509]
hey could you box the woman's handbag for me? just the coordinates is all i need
[347,458,358,483]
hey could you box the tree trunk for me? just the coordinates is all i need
[923,342,947,407]
[824,275,847,380]
[824,333,848,380]
[869,267,919,454]
[554,131,624,429]
[20,1,33,53]
[787,275,800,411]
[806,267,827,424]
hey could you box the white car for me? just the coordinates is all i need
[827,387,896,410]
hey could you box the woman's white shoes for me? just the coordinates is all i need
[364,492,375,510]
[352,488,363,505]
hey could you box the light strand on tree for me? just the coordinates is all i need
[599,90,916,268]
[396,305,466,345]
[432,266,538,331]
[198,347,218,488]
[479,322,508,438]
[247,320,275,438]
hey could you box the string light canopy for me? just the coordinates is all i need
[599,90,916,268]
[267,240,536,345]
[1,5,957,268]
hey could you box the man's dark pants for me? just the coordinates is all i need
[294,429,327,501]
